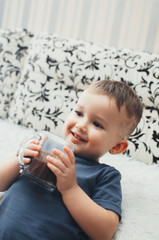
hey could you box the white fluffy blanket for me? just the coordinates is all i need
[0,119,159,240]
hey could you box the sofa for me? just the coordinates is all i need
[0,29,159,240]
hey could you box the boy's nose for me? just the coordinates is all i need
[75,119,88,133]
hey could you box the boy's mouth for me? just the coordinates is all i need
[71,132,86,142]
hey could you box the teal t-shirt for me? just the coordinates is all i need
[0,156,122,240]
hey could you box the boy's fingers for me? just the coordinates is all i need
[47,162,61,176]
[27,143,41,151]
[46,155,66,173]
[23,149,39,157]
[16,156,31,166]
[17,141,41,156]
[52,149,70,167]
[63,146,75,164]
[23,157,31,164]
[31,140,40,144]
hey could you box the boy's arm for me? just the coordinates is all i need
[62,185,119,240]
[0,157,20,192]
[47,147,119,240]
[0,140,41,192]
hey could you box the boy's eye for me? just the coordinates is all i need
[93,121,103,129]
[75,110,83,117]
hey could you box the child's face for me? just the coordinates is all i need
[63,91,128,161]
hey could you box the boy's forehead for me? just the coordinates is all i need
[76,91,117,114]
[77,91,112,105]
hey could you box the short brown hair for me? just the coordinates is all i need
[86,80,143,137]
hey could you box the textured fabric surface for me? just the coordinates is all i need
[8,33,159,164]
[0,29,33,118]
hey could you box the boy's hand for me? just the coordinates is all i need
[17,139,41,165]
[46,146,77,193]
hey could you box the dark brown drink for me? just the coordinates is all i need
[25,151,56,187]
[20,132,74,191]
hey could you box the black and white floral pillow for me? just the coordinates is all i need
[0,29,33,118]
[126,107,159,164]
[9,33,159,164]
[9,34,113,133]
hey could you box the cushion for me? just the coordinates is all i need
[0,29,33,118]
[125,107,159,164]
[111,48,159,108]
[9,33,159,164]
[9,33,110,134]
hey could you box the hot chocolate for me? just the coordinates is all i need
[24,151,56,187]
[19,131,74,191]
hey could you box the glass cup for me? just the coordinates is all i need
[18,131,74,191]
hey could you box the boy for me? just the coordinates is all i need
[0,80,143,240]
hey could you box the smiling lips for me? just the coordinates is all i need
[71,131,86,143]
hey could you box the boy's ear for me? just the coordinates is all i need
[109,140,128,155]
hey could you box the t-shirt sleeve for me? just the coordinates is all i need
[92,168,122,220]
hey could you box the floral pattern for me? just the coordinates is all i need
[0,29,33,118]
[5,33,159,164]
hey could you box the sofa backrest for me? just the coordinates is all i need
[1,31,158,164]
